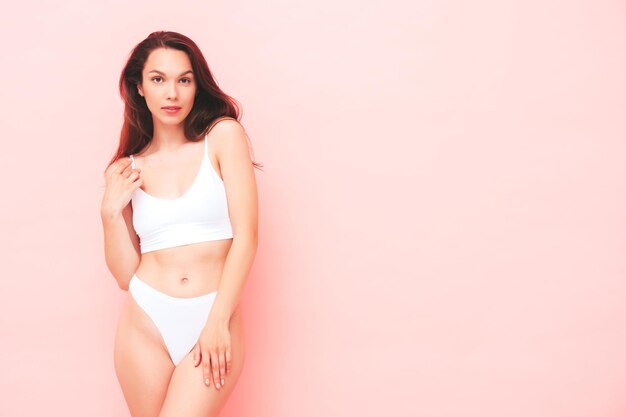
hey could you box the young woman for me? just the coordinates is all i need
[100,31,260,416]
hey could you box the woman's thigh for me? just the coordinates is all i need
[158,305,246,417]
[114,293,175,417]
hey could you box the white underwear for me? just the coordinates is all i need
[128,273,218,366]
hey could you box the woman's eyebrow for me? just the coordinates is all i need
[148,70,194,76]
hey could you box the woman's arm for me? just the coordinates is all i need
[101,203,141,290]
[208,120,259,322]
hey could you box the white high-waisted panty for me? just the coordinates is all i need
[128,273,218,366]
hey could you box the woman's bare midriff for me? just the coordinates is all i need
[135,238,233,298]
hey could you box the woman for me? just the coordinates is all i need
[100,31,260,416]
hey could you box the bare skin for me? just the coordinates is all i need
[105,47,257,417]
[113,138,246,417]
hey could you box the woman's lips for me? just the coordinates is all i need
[162,106,181,114]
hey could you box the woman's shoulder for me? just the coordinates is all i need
[205,116,242,135]
[206,117,246,151]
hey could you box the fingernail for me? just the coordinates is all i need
[221,378,225,386]
[217,382,221,389]
[205,378,209,385]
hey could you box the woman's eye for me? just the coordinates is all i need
[151,77,192,84]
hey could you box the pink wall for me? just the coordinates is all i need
[1,0,625,416]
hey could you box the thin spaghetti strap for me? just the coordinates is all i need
[204,116,237,158]
[205,116,235,156]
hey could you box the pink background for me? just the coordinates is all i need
[1,0,626,416]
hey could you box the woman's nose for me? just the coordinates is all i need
[166,81,178,99]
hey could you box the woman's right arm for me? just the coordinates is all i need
[101,157,143,291]
[101,204,140,291]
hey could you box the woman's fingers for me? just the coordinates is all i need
[225,346,232,375]
[133,170,142,181]
[121,164,131,176]
[104,157,129,180]
[210,350,222,389]
[116,157,132,174]
[202,360,211,387]
[202,352,211,387]
[219,349,227,387]
[198,339,232,390]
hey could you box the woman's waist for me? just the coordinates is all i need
[135,258,224,297]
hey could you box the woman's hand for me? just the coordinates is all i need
[193,317,232,390]
[101,157,142,216]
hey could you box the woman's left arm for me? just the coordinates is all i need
[193,120,258,389]
[211,120,259,322]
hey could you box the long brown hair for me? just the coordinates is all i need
[106,30,262,171]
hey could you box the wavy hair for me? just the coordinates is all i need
[106,30,262,171]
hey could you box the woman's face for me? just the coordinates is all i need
[137,47,197,126]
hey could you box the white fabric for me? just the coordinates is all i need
[128,274,218,366]
[129,132,233,254]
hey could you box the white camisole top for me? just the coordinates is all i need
[129,132,233,254]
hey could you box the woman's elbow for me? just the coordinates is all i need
[117,273,132,291]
